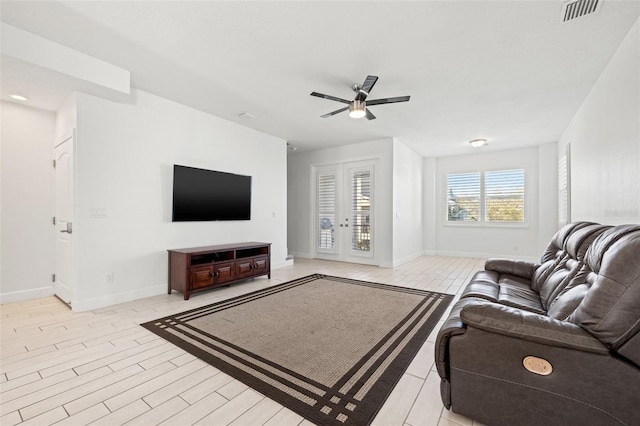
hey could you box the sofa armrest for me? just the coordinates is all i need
[484,258,538,280]
[460,303,608,354]
[435,298,486,380]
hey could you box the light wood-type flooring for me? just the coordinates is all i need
[1,256,488,426]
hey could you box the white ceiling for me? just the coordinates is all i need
[1,1,638,157]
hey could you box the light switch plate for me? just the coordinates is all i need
[90,208,108,218]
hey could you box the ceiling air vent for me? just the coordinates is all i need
[561,0,602,23]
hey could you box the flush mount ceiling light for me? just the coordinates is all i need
[237,112,256,121]
[349,100,366,119]
[9,94,29,101]
[469,139,487,148]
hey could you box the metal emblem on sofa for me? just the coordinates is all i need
[523,356,553,376]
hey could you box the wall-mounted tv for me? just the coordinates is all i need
[172,165,252,222]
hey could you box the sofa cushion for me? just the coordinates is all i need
[459,270,500,302]
[496,275,545,314]
[569,225,640,365]
[538,224,610,310]
[532,221,598,292]
[484,258,537,279]
[547,284,589,320]
[539,221,592,263]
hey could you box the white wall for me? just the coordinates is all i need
[538,142,559,253]
[392,139,424,266]
[433,145,557,261]
[1,101,56,303]
[287,139,394,266]
[71,90,289,311]
[559,18,640,225]
[423,157,437,256]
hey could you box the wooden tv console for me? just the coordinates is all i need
[168,242,271,300]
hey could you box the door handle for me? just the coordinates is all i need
[60,223,73,234]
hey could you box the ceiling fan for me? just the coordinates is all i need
[310,75,410,120]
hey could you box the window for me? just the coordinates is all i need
[485,169,525,222]
[447,172,480,222]
[447,169,525,224]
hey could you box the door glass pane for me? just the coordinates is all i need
[317,173,336,250]
[351,170,371,252]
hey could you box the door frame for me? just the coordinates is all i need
[310,158,378,266]
[53,130,76,306]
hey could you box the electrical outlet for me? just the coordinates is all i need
[106,273,114,283]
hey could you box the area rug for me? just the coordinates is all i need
[141,274,453,425]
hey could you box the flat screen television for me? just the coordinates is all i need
[172,165,252,221]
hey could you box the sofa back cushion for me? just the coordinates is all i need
[531,221,597,292]
[569,225,640,366]
[538,224,610,309]
[547,284,589,320]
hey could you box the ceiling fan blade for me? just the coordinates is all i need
[365,109,377,120]
[321,106,349,118]
[366,96,410,106]
[310,92,351,104]
[357,75,379,101]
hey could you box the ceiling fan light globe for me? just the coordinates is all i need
[349,100,366,119]
[349,109,366,119]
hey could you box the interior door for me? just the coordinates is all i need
[314,161,375,264]
[54,135,74,304]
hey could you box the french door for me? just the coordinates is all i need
[314,161,375,265]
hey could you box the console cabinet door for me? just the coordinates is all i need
[235,259,254,279]
[190,265,214,289]
[253,256,268,275]
[213,261,234,284]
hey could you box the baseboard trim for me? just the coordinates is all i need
[289,251,311,259]
[392,251,424,268]
[435,250,537,263]
[0,286,54,305]
[71,284,166,312]
[71,260,294,312]
[272,259,294,269]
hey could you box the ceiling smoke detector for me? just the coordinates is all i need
[561,0,603,23]
[237,112,256,121]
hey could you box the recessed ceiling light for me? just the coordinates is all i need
[10,94,29,101]
[469,139,487,148]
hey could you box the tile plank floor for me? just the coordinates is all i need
[1,257,487,426]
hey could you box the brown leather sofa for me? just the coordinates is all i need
[435,223,640,426]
